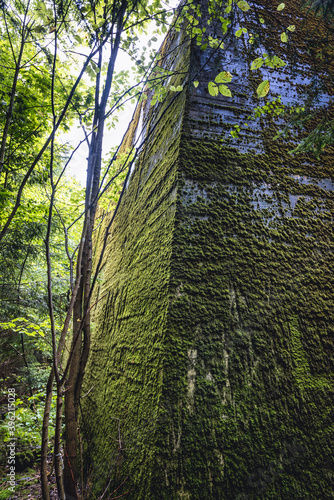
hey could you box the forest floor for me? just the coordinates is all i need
[0,457,58,499]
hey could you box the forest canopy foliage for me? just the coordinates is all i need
[0,0,333,498]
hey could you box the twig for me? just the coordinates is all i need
[87,293,107,312]
[107,489,133,500]
[81,385,95,399]
[101,476,128,500]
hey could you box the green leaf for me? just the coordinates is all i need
[237,1,251,11]
[235,29,243,37]
[264,55,286,68]
[259,17,265,23]
[257,80,270,98]
[281,32,288,43]
[277,2,285,10]
[193,81,199,88]
[221,19,230,34]
[209,37,221,48]
[215,71,232,83]
[287,25,296,31]
[24,330,38,337]
[251,57,264,70]
[175,85,183,91]
[208,81,219,96]
[219,84,232,97]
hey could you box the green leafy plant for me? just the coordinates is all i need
[0,392,57,471]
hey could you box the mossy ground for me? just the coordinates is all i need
[0,464,58,499]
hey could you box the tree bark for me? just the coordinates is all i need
[63,3,127,493]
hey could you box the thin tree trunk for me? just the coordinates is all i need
[64,277,84,498]
[0,5,30,177]
[41,277,82,499]
[63,3,127,490]
[54,382,66,499]
[41,368,54,500]
[40,2,129,497]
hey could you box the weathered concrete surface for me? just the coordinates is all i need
[82,2,334,498]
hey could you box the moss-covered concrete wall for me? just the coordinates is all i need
[82,2,334,498]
